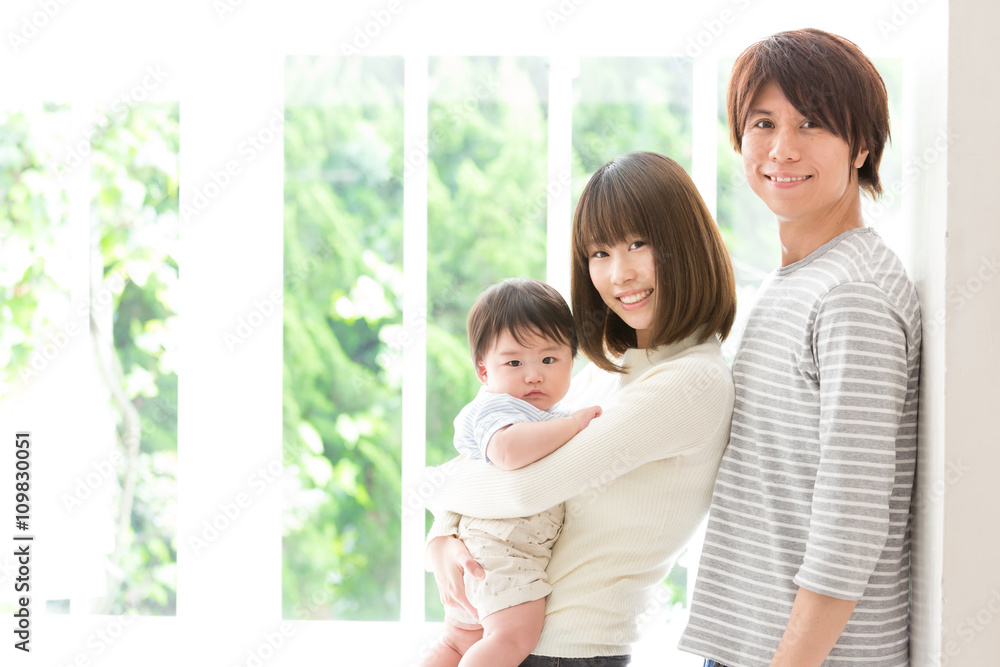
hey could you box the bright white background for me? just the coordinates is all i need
[0,0,978,665]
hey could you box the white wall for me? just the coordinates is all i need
[937,0,1000,664]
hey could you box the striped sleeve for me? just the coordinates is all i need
[794,283,909,600]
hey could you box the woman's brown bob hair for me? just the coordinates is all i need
[727,28,891,198]
[571,152,736,373]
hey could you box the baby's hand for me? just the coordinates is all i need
[571,405,602,431]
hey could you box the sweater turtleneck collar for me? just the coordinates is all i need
[618,329,712,373]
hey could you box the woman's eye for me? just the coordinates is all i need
[630,240,646,250]
[590,250,608,259]
[507,360,521,367]
[542,357,556,364]
[753,119,774,129]
[803,120,821,129]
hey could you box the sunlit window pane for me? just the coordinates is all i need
[283,56,404,621]
[423,56,550,620]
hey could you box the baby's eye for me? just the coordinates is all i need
[542,357,556,364]
[507,360,522,367]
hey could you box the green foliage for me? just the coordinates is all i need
[282,56,404,620]
[90,102,179,615]
[422,57,552,618]
[0,105,72,387]
[0,102,179,615]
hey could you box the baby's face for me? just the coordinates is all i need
[477,330,574,412]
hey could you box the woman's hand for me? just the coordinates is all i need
[426,535,483,619]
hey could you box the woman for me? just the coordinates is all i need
[422,151,737,666]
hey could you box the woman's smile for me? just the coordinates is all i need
[616,288,654,309]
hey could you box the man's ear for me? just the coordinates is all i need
[853,145,870,169]
[475,360,488,384]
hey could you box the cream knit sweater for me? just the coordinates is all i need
[424,334,734,657]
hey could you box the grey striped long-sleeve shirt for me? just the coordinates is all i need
[679,227,921,666]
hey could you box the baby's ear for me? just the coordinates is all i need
[475,360,488,383]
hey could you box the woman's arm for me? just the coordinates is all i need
[423,351,733,518]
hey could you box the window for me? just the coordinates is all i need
[284,49,915,665]
[0,101,179,615]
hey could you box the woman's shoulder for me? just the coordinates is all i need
[638,337,733,395]
[644,336,729,372]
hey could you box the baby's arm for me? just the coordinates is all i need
[485,406,602,471]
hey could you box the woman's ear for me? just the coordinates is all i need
[475,360,488,384]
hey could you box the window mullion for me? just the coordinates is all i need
[546,56,577,297]
[401,53,429,624]
[691,57,719,223]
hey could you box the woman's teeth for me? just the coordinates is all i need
[620,289,652,305]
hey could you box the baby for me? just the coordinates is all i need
[427,278,601,667]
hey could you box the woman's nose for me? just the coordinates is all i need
[611,255,636,284]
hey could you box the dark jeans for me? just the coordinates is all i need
[518,656,630,666]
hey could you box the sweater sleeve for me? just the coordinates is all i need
[793,283,910,600]
[422,351,734,518]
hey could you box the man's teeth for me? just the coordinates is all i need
[770,175,809,182]
[620,289,652,304]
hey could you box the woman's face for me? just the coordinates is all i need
[741,81,868,226]
[587,238,657,348]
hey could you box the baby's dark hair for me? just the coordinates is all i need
[467,278,577,366]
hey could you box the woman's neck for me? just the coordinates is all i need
[635,328,650,349]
